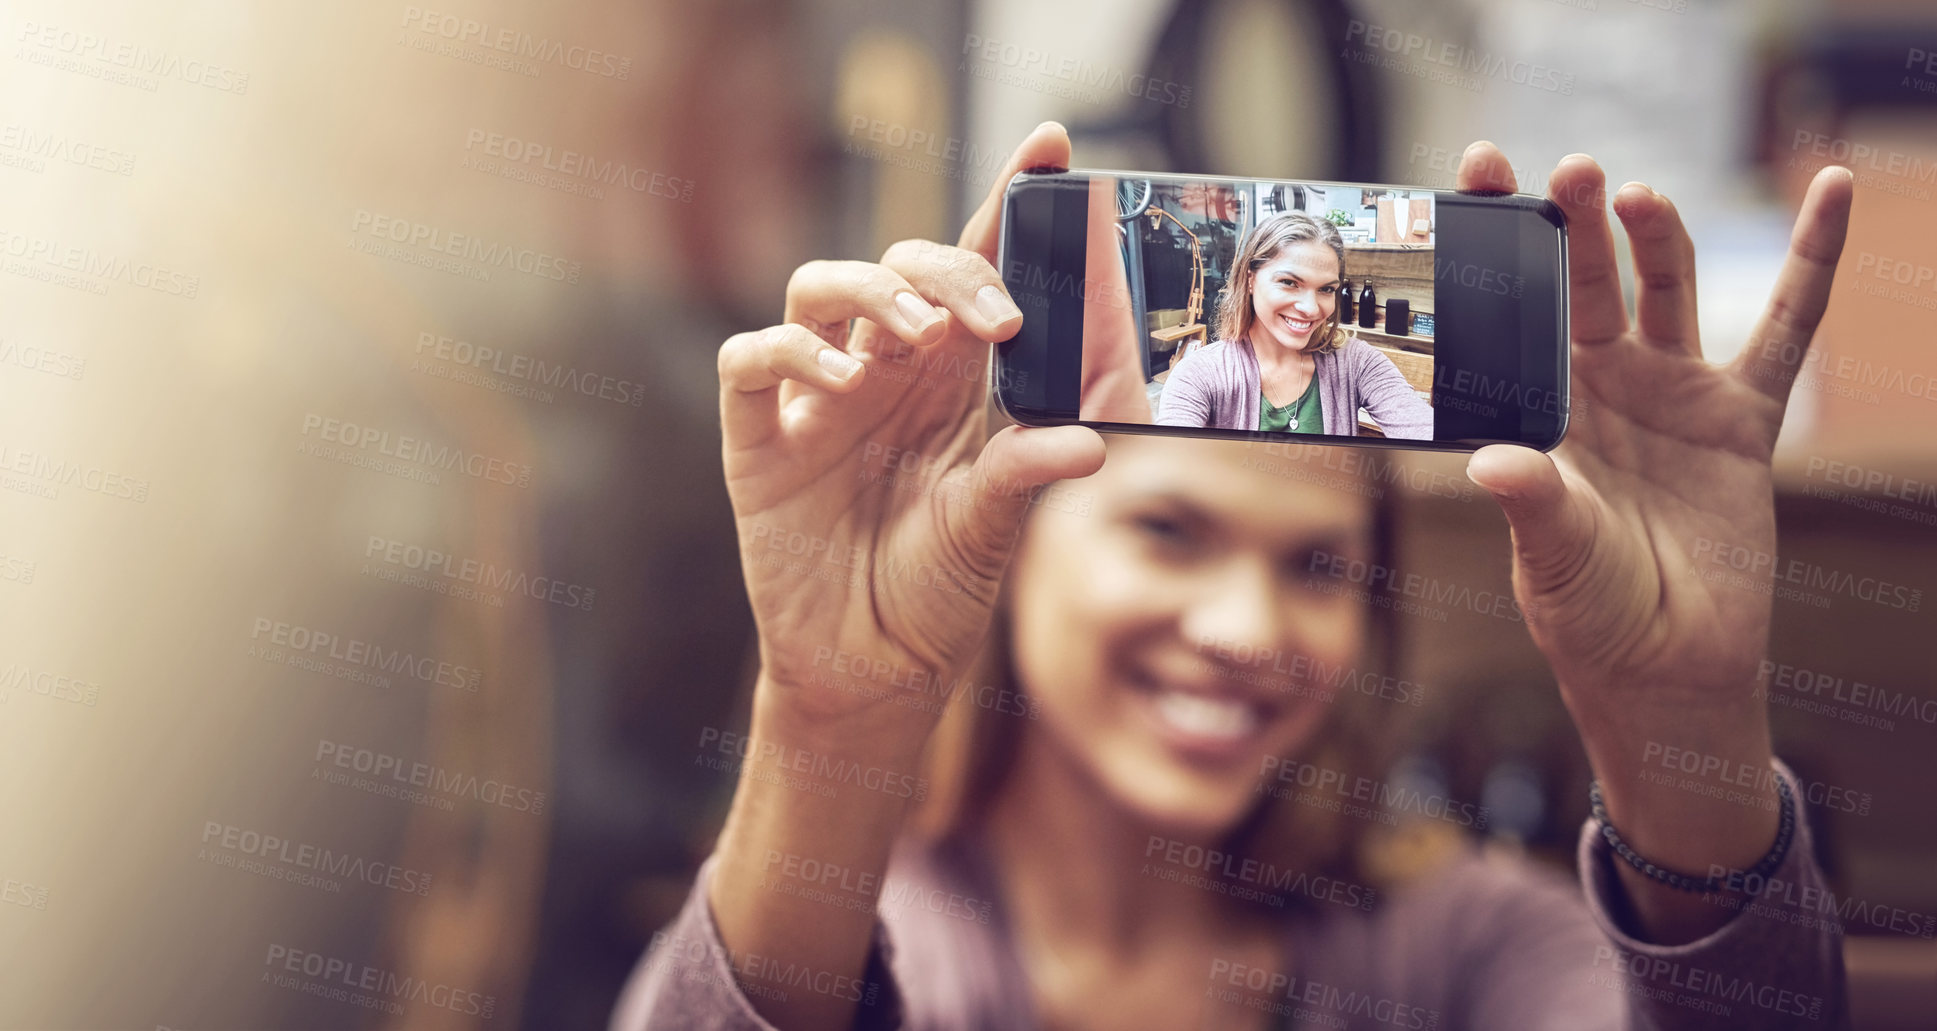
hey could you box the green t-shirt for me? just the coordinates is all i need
[1259,376,1323,433]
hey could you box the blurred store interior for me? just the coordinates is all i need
[1,1,1933,1029]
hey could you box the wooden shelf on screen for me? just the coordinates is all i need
[1348,309,1434,356]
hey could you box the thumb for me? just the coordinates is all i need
[946,424,1104,577]
[1466,444,1591,588]
[958,121,1072,261]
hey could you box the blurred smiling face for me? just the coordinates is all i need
[1249,240,1340,353]
[1007,436,1371,839]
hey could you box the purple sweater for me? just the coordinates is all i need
[1156,336,1434,440]
[612,761,1847,1029]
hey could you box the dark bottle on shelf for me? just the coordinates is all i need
[1338,277,1355,323]
[1357,279,1378,329]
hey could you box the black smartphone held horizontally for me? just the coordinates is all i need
[993,169,1569,452]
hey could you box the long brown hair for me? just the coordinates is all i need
[910,458,1408,913]
[1214,211,1353,356]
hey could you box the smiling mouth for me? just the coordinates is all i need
[1280,314,1317,335]
[1127,666,1274,754]
[1154,691,1260,740]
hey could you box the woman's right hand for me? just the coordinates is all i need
[696,123,1105,1031]
[717,122,1106,751]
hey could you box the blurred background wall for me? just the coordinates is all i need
[0,1,1932,1028]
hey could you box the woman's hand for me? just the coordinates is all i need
[1453,142,1853,941]
[719,121,1105,752]
[707,124,1106,1031]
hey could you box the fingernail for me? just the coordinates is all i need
[976,284,1021,324]
[818,348,861,380]
[895,291,942,334]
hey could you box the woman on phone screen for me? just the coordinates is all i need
[612,124,1854,1030]
[1155,212,1433,440]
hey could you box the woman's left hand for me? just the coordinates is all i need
[1452,143,1853,941]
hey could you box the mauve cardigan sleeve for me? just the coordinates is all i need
[1570,759,1848,1029]
[1327,337,1434,440]
[611,761,1846,1030]
[1432,760,1846,1030]
[1153,341,1235,429]
[606,853,907,1031]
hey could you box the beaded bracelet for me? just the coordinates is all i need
[1589,772,1795,894]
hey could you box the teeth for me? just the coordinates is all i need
[1281,315,1314,331]
[1154,691,1259,741]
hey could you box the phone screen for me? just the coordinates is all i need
[996,171,1569,452]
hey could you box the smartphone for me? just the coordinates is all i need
[993,169,1569,452]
